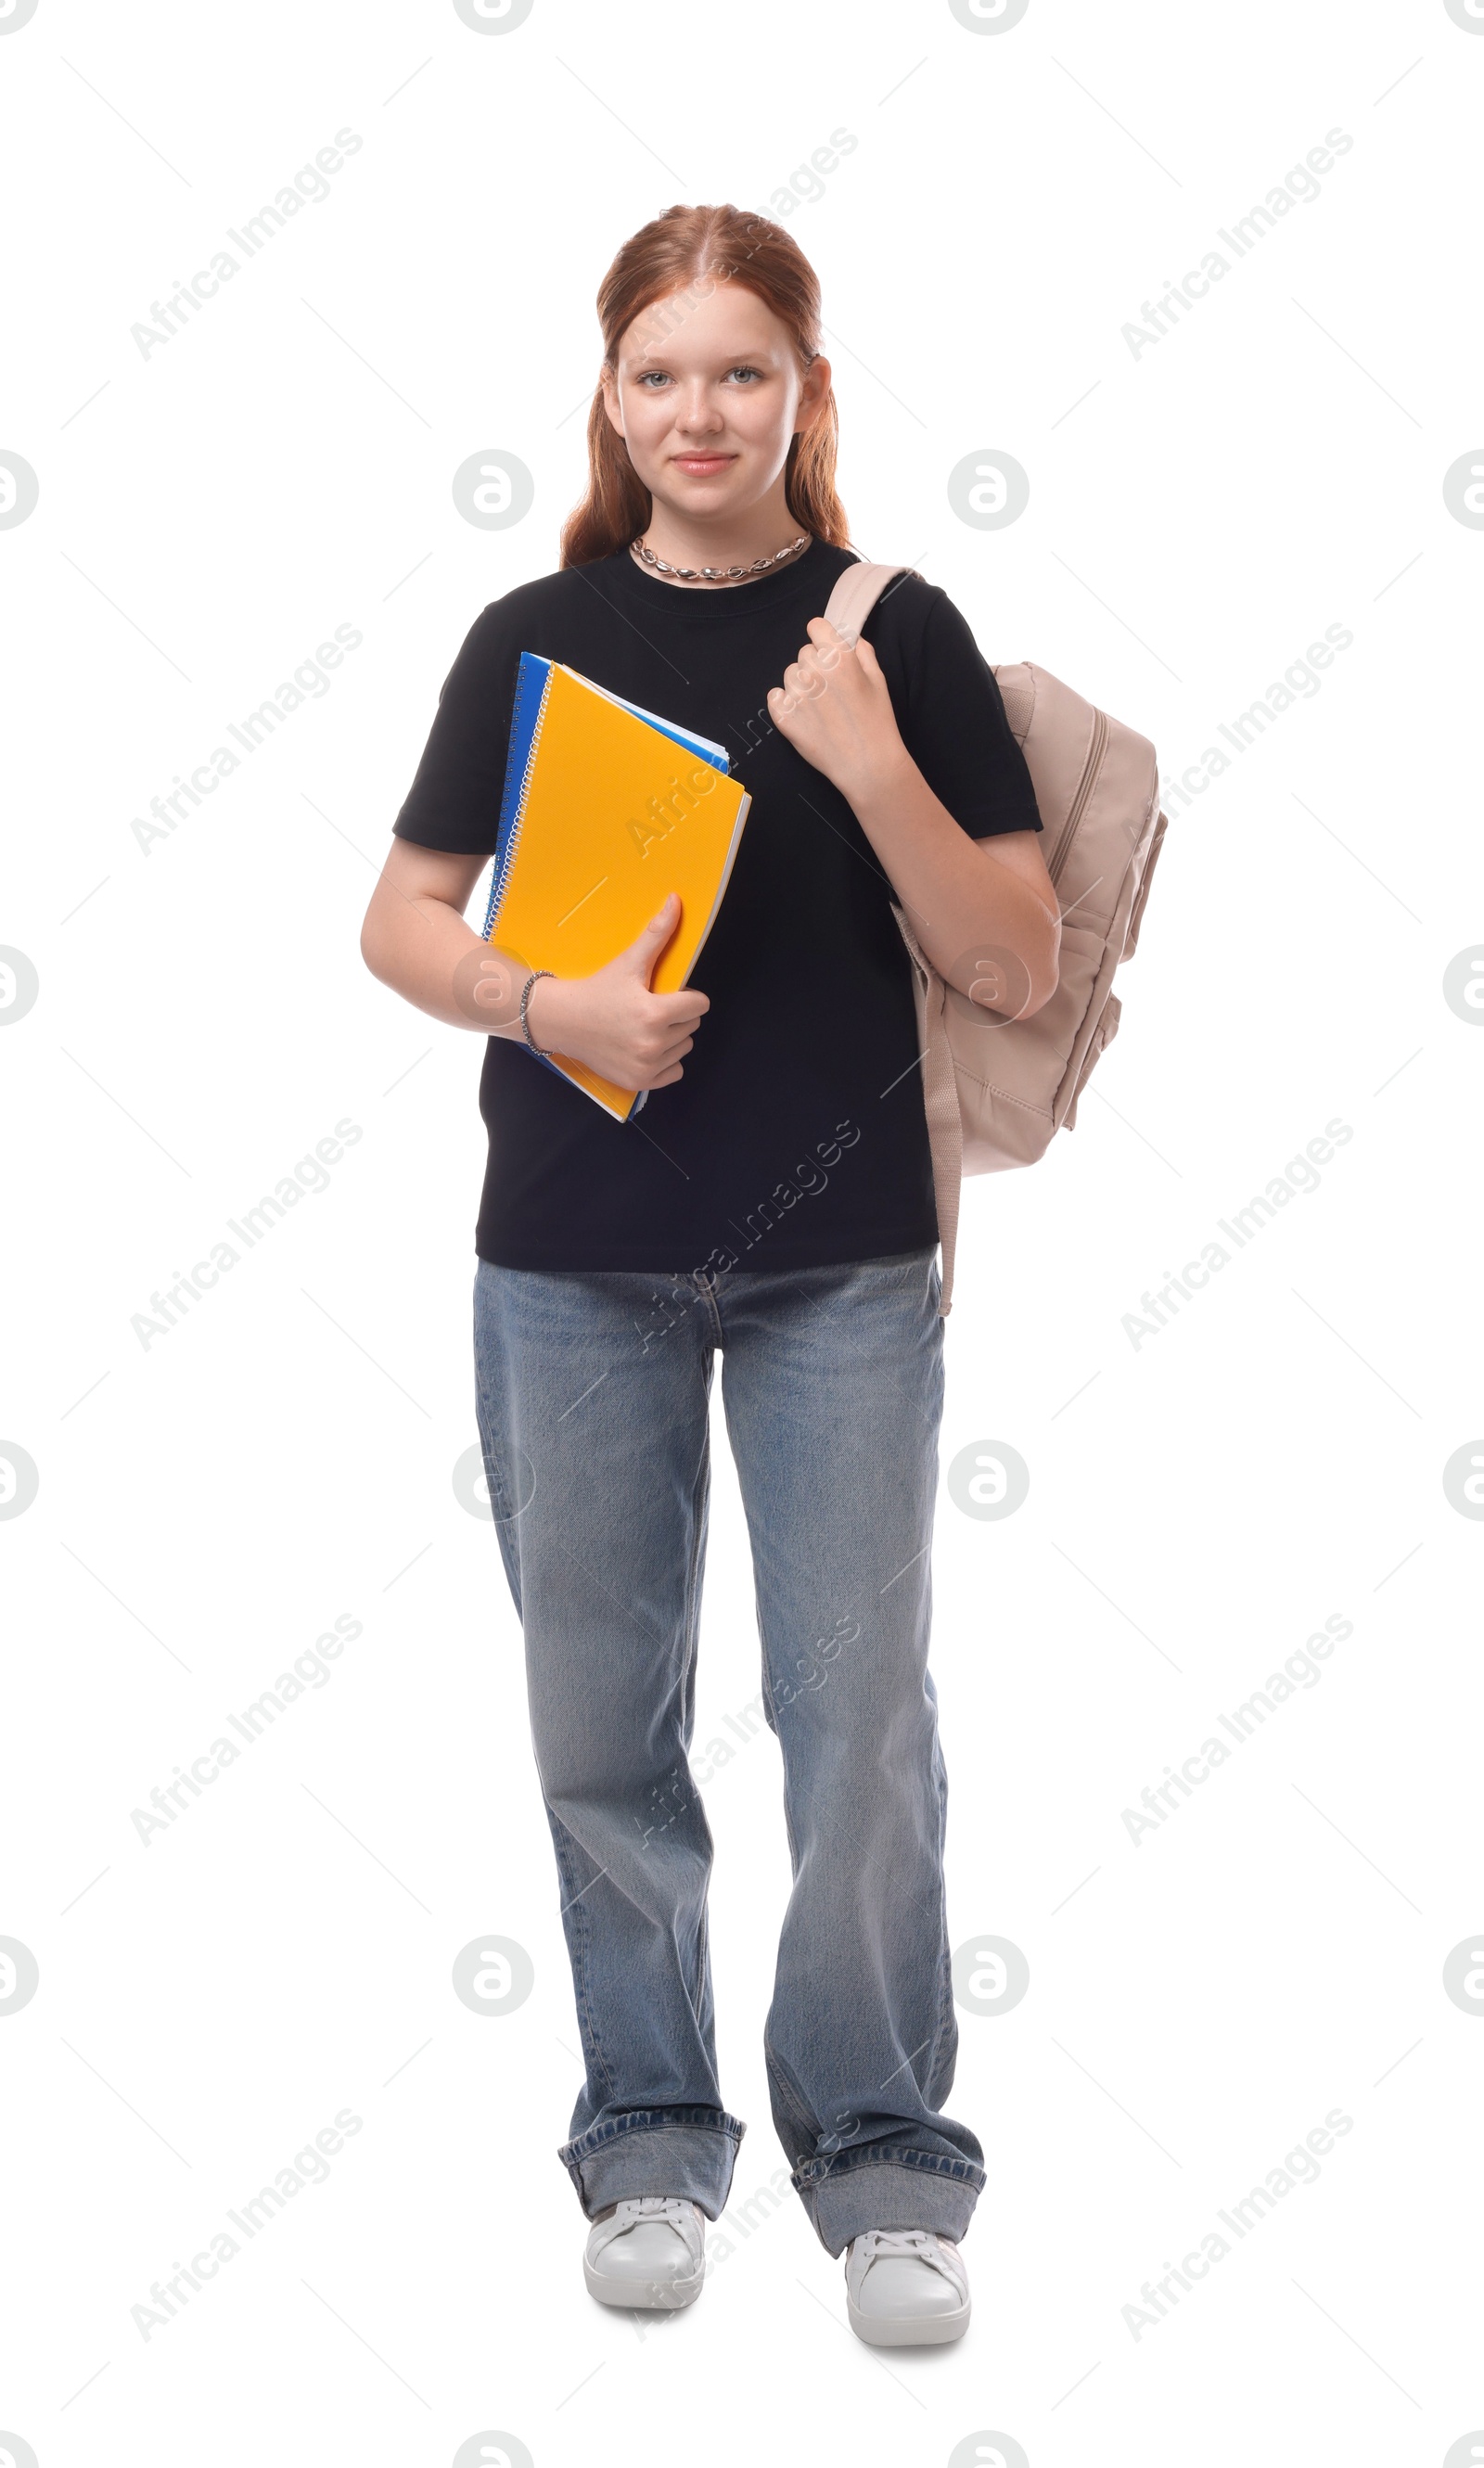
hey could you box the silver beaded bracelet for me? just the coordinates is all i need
[519,968,555,1055]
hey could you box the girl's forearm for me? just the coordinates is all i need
[360,891,531,1040]
[359,881,697,1082]
[845,750,1060,1014]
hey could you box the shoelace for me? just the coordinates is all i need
[589,2197,703,2263]
[854,2230,966,2293]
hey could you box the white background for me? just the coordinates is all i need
[3,2,1481,2463]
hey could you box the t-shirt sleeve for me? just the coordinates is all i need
[874,582,1043,840]
[392,603,517,854]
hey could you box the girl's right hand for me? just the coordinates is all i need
[524,894,709,1090]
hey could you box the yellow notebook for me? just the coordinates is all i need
[481,654,750,1120]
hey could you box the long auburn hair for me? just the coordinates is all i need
[559,204,851,569]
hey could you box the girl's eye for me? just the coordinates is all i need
[727,365,761,383]
[637,371,672,389]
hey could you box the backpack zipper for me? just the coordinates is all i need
[1047,707,1107,887]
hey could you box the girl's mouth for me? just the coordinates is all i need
[671,454,736,476]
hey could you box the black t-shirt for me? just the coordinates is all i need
[392,541,1041,1273]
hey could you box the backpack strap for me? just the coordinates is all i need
[821,558,961,1319]
[890,905,963,1319]
[821,559,914,642]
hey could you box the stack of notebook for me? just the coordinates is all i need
[481,653,751,1120]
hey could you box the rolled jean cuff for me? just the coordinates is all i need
[558,2107,747,2223]
[796,2155,983,2258]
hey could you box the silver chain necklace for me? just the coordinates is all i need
[629,531,811,585]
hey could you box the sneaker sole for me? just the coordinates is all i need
[583,2257,705,2311]
[847,2291,971,2347]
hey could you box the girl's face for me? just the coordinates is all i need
[602,280,829,530]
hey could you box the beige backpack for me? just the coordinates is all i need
[823,561,1169,1316]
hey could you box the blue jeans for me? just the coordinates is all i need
[472,1245,984,2257]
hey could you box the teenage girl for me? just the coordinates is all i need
[361,203,1059,2347]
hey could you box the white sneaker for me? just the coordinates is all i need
[845,2229,971,2347]
[583,2196,707,2310]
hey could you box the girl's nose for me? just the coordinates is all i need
[674,384,723,432]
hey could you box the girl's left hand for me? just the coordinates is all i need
[767,617,907,799]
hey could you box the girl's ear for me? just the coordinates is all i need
[794,353,833,437]
[599,366,625,440]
